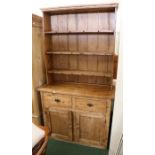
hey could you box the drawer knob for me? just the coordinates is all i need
[55,98,61,103]
[87,103,93,107]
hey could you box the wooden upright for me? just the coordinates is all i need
[32,14,46,125]
[38,3,118,148]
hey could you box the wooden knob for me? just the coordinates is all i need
[87,103,93,107]
[55,98,61,103]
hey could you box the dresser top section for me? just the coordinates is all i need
[38,83,115,99]
[41,3,118,14]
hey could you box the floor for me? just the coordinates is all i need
[46,139,108,155]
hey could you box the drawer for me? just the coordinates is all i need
[74,97,108,113]
[43,93,72,109]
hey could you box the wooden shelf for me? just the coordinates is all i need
[48,70,112,77]
[44,31,114,35]
[46,51,113,56]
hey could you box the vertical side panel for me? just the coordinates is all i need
[32,14,46,125]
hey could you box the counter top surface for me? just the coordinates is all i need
[38,83,115,99]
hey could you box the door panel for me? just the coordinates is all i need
[74,112,106,147]
[49,109,72,141]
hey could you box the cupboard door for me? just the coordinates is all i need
[74,112,107,148]
[49,109,72,141]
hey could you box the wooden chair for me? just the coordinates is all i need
[32,125,49,155]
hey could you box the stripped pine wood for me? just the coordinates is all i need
[109,12,115,30]
[46,51,113,55]
[87,13,98,52]
[52,35,59,50]
[57,14,68,32]
[68,35,77,51]
[58,35,68,51]
[51,15,58,32]
[32,14,45,125]
[48,70,112,77]
[68,14,77,32]
[44,31,114,34]
[69,55,78,70]
[98,35,109,52]
[39,4,118,148]
[87,56,97,71]
[77,13,88,32]
[98,13,109,31]
[78,35,88,51]
[43,13,51,32]
[78,55,88,71]
[77,14,88,52]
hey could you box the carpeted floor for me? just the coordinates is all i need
[46,139,108,155]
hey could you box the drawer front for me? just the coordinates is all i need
[43,93,72,109]
[74,97,107,113]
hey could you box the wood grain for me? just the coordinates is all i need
[32,14,46,125]
[38,83,115,99]
[73,112,106,147]
[40,4,117,149]
[49,109,72,141]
